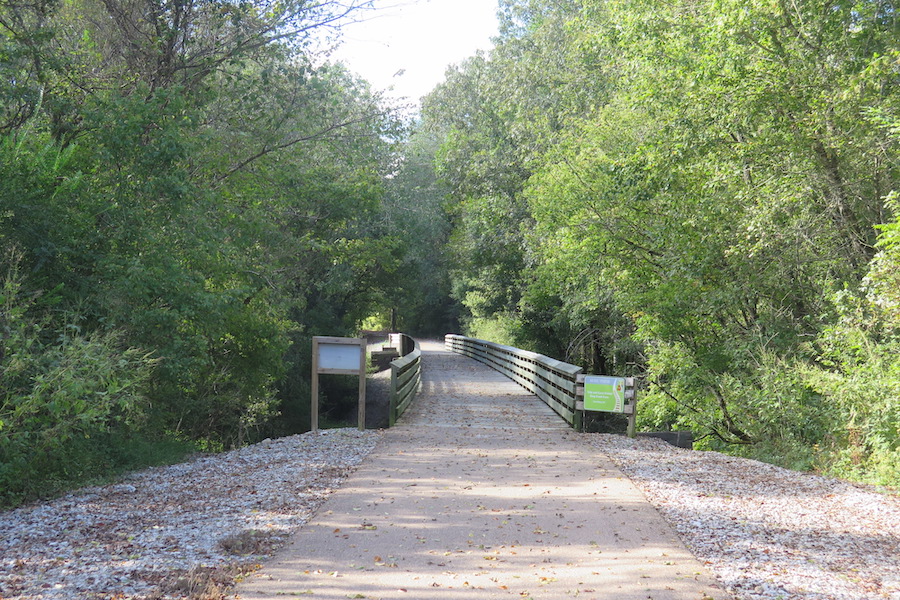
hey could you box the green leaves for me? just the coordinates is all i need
[0,0,406,504]
[419,0,900,483]
[1,251,157,505]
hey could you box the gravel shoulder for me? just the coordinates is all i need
[0,429,381,600]
[588,434,900,600]
[2,416,899,600]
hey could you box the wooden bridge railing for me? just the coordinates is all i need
[388,334,421,426]
[444,334,583,429]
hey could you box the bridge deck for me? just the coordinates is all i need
[233,341,727,600]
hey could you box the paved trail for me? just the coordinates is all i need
[233,341,728,600]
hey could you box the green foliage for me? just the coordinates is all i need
[0,251,158,506]
[422,0,900,486]
[792,185,900,485]
[0,0,413,506]
[464,313,521,347]
[379,129,461,337]
[796,291,900,485]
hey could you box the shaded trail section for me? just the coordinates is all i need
[233,341,728,600]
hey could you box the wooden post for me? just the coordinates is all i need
[573,392,584,433]
[311,341,320,433]
[388,364,398,427]
[358,342,367,431]
[626,377,637,439]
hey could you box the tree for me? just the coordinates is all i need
[422,0,900,482]
[1,0,405,503]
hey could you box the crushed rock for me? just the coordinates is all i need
[0,428,380,600]
[588,434,900,600]
[4,427,900,600]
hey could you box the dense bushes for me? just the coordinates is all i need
[1,251,158,504]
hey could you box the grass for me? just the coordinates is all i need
[218,529,288,556]
[0,432,199,510]
[149,562,261,600]
[143,529,288,598]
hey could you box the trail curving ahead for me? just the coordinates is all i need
[233,340,727,600]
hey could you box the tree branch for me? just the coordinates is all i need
[213,111,383,184]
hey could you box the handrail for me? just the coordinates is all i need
[444,334,583,429]
[388,335,421,426]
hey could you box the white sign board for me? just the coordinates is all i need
[318,343,364,372]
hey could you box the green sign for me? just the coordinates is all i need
[584,376,626,413]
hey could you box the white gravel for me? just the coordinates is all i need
[588,434,900,600]
[0,428,380,600]
[3,428,899,600]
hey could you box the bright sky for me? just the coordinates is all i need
[330,0,500,106]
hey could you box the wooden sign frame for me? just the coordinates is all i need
[311,336,366,432]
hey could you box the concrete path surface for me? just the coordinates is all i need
[233,341,728,600]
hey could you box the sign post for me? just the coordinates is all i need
[311,336,367,432]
